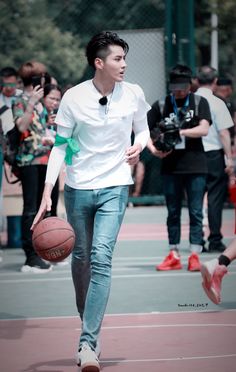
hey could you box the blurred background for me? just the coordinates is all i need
[0,0,235,210]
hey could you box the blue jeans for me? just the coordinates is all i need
[162,174,206,247]
[64,184,129,350]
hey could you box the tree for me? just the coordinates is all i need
[0,0,86,86]
[195,0,236,81]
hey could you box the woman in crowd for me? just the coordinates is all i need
[13,60,53,273]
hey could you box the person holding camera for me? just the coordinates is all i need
[13,60,53,273]
[148,64,212,271]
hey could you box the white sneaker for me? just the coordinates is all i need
[53,259,69,267]
[21,256,52,274]
[76,342,100,371]
[95,339,101,359]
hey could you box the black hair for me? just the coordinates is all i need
[86,31,129,69]
[44,83,62,98]
[169,64,192,80]
[217,77,232,86]
[197,66,218,85]
[0,66,18,78]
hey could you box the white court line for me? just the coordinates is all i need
[0,308,235,322]
[1,271,236,283]
[101,354,236,364]
[75,323,236,331]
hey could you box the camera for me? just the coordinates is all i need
[151,116,182,152]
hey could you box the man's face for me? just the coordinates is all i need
[1,75,17,97]
[99,45,127,82]
[215,85,232,99]
[171,85,191,99]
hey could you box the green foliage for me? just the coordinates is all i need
[1,0,236,88]
[0,0,87,87]
[195,0,236,79]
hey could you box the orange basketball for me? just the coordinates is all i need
[32,217,75,262]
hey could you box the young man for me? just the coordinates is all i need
[0,67,21,108]
[148,64,211,272]
[32,31,150,371]
[196,67,234,253]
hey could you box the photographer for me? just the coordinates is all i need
[148,64,211,272]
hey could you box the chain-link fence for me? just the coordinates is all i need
[1,0,168,205]
[55,0,167,203]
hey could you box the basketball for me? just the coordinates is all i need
[32,217,75,262]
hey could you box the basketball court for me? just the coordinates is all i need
[0,205,236,371]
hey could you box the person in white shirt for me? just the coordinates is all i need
[31,31,150,371]
[0,67,22,108]
[196,66,234,252]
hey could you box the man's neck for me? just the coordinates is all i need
[92,76,115,97]
[199,84,214,92]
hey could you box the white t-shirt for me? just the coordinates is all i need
[46,80,150,189]
[196,87,234,151]
[0,98,14,134]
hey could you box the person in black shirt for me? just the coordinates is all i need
[148,64,212,272]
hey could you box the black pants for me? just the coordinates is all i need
[206,150,228,246]
[20,164,59,259]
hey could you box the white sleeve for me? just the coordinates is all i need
[133,124,150,150]
[45,125,73,186]
[215,100,234,131]
[133,85,151,150]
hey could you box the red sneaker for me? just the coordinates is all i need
[201,259,228,304]
[156,250,182,271]
[188,253,201,271]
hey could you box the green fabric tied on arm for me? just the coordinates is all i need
[54,133,80,165]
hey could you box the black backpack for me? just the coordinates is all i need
[0,105,21,184]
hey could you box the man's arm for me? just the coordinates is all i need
[219,128,234,175]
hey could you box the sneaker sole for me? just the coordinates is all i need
[81,365,100,372]
[156,265,182,271]
[21,265,52,274]
[202,282,220,305]
[200,264,212,289]
[188,266,200,272]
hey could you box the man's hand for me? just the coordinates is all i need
[31,184,53,231]
[28,85,44,107]
[147,139,172,158]
[225,158,234,176]
[125,143,142,166]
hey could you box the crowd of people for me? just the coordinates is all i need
[0,30,236,372]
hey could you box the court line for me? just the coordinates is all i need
[0,308,235,322]
[1,270,236,284]
[101,354,236,364]
[75,323,236,331]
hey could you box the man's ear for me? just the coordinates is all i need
[94,58,104,71]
